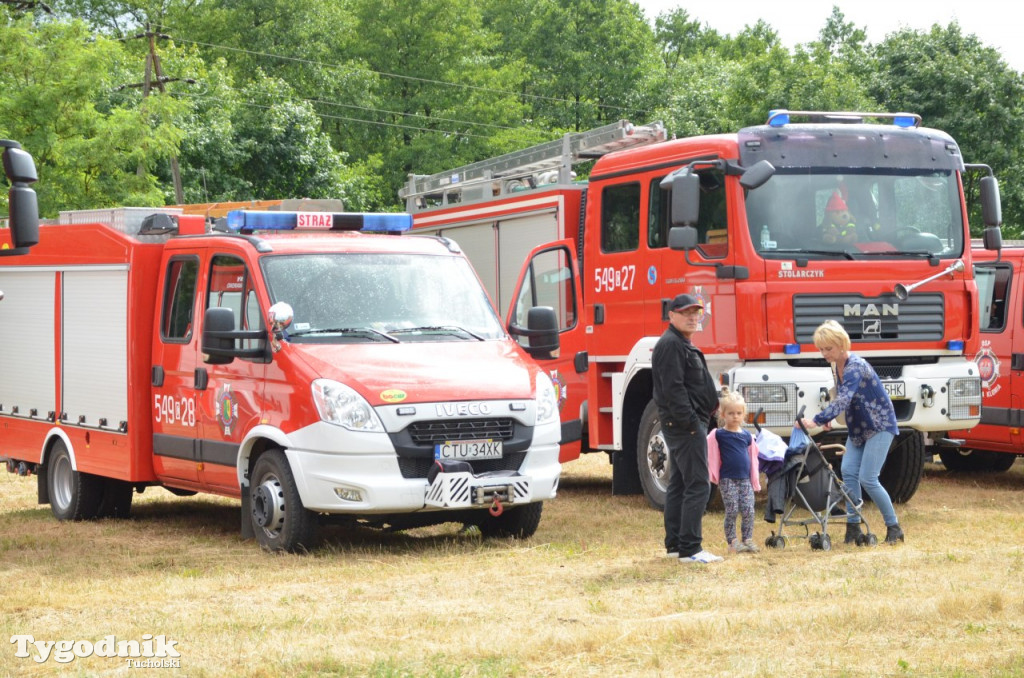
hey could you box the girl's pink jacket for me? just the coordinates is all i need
[706,429,761,490]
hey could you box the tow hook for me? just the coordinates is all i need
[489,495,504,517]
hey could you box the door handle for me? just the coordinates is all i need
[194,368,209,391]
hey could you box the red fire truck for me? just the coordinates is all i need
[401,113,1002,508]
[943,244,1024,471]
[0,207,562,551]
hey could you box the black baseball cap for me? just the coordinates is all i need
[669,293,705,313]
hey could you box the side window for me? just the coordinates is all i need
[207,255,263,352]
[975,263,1010,332]
[601,183,640,253]
[512,246,577,348]
[648,169,727,259]
[161,257,199,341]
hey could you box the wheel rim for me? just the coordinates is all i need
[644,430,669,494]
[50,453,73,512]
[252,475,286,538]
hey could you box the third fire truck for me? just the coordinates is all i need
[401,112,1001,508]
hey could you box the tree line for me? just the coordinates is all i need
[2,0,1023,236]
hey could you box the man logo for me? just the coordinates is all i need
[863,319,882,335]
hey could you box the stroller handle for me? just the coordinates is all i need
[795,405,810,436]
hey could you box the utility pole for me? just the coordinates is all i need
[117,25,194,204]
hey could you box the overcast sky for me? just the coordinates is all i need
[634,0,1024,72]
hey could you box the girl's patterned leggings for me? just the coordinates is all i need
[720,477,755,543]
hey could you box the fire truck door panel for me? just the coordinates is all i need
[509,240,586,461]
[0,270,55,428]
[62,269,129,429]
[497,211,558,318]
[198,254,265,491]
[152,255,201,483]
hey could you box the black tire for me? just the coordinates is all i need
[879,431,926,504]
[938,448,991,473]
[820,533,832,551]
[46,439,103,521]
[249,449,317,553]
[636,400,668,510]
[474,501,543,539]
[96,478,134,519]
[986,453,1018,472]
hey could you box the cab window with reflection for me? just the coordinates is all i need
[207,255,263,353]
[161,257,198,341]
[601,182,640,253]
[648,169,728,258]
[975,263,1010,332]
[512,246,577,349]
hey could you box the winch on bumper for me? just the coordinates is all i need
[425,465,531,514]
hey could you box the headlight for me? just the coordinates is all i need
[948,377,982,420]
[311,379,384,432]
[535,372,559,426]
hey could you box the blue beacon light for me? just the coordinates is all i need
[226,210,412,233]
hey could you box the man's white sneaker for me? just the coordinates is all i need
[680,550,723,564]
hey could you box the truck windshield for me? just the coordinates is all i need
[261,253,506,343]
[745,169,964,258]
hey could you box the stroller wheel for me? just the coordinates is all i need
[820,533,832,551]
[766,535,786,549]
[809,533,821,550]
[858,533,878,547]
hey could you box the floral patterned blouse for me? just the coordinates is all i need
[813,353,899,446]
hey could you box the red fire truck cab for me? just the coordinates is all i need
[0,207,562,551]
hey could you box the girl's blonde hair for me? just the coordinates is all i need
[717,389,747,427]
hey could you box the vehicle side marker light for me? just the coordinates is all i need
[784,344,801,354]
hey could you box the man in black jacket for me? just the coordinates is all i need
[652,293,722,563]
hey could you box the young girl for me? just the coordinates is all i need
[707,391,761,553]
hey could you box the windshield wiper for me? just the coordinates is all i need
[289,327,399,343]
[769,248,855,260]
[389,325,484,340]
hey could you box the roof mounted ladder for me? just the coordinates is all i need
[400,119,667,210]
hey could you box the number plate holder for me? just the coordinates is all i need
[883,381,906,399]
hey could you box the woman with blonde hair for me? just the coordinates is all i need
[800,319,904,545]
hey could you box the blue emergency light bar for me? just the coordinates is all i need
[225,210,412,233]
[767,109,920,128]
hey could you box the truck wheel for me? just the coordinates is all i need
[249,450,316,552]
[637,400,668,510]
[879,431,926,504]
[96,478,134,519]
[474,501,543,539]
[938,448,991,473]
[986,453,1018,472]
[47,439,103,521]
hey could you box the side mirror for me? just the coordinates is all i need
[739,159,775,190]
[2,142,39,251]
[667,225,699,251]
[524,306,559,360]
[668,171,700,227]
[202,307,237,365]
[980,175,1002,229]
[267,301,293,352]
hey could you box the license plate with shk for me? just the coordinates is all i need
[884,381,906,399]
[435,439,503,460]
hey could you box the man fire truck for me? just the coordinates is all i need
[401,112,1001,509]
[0,206,562,552]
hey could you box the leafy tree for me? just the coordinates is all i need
[0,12,183,216]
[868,23,1024,235]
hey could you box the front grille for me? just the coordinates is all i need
[408,418,515,445]
[398,452,527,479]
[794,293,944,343]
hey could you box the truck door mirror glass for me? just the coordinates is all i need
[2,143,39,250]
[739,159,775,190]
[980,175,1002,229]
[982,227,1002,251]
[268,301,294,331]
[669,171,700,226]
[202,306,238,365]
[667,225,698,251]
[524,306,559,360]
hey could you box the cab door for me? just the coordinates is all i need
[508,240,586,462]
[152,254,202,484]
[196,253,267,492]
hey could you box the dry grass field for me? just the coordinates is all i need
[1,453,1023,677]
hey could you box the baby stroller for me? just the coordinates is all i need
[757,413,877,550]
